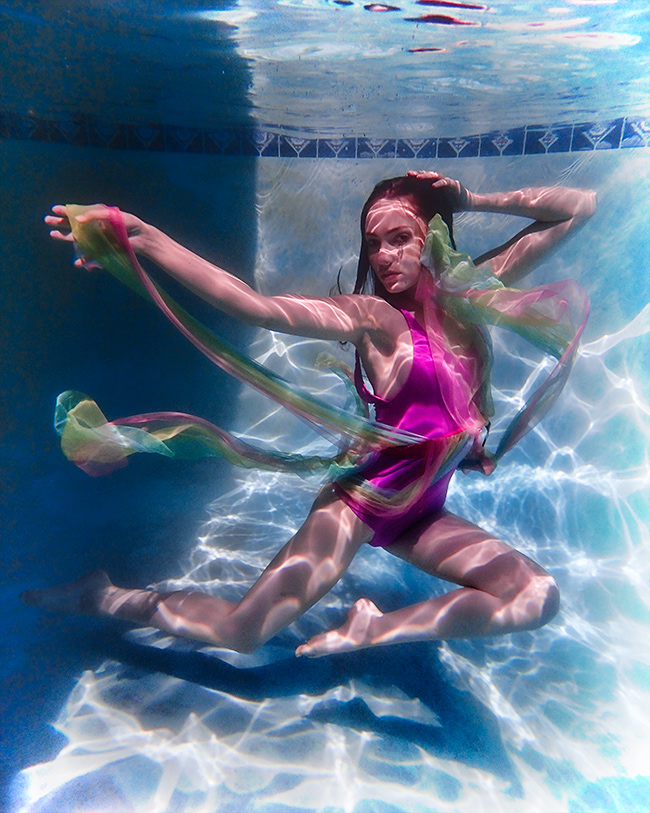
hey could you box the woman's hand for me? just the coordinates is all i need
[406,170,470,211]
[45,204,149,267]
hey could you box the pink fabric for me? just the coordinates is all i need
[334,310,463,547]
[421,291,488,435]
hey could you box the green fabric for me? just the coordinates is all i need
[54,206,587,491]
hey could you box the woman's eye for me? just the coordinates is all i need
[394,233,410,245]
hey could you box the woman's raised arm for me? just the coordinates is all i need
[467,185,596,285]
[407,172,596,286]
[46,205,379,344]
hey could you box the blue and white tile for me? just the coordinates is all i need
[317,137,356,158]
[479,128,525,157]
[396,138,438,159]
[523,124,573,155]
[356,138,397,159]
[87,120,128,149]
[126,123,165,151]
[437,135,480,159]
[244,130,279,156]
[571,119,623,151]
[203,129,242,155]
[621,117,649,149]
[279,135,318,158]
[165,126,204,153]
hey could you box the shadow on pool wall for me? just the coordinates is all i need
[0,139,257,794]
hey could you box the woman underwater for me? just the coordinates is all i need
[26,171,596,657]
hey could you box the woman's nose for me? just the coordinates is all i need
[376,244,397,265]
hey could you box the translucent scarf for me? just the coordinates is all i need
[419,214,588,472]
[54,207,587,495]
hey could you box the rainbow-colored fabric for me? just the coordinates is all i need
[419,215,588,466]
[54,206,587,503]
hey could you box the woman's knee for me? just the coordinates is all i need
[161,592,265,654]
[493,553,560,631]
[536,574,560,627]
[212,602,265,654]
[227,596,303,654]
[506,550,560,628]
[521,572,560,630]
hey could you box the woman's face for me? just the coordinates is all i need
[364,197,427,297]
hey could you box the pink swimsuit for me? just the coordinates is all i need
[333,309,462,547]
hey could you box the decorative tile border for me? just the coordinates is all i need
[0,111,647,156]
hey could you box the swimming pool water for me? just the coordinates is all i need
[2,1,648,811]
[196,0,648,137]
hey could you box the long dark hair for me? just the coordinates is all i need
[350,175,457,297]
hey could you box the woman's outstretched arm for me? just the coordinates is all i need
[46,205,384,344]
[407,171,597,286]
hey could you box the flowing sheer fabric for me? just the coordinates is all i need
[54,206,587,507]
[57,206,426,481]
[419,215,589,471]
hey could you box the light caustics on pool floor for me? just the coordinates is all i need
[14,153,650,812]
[6,3,649,811]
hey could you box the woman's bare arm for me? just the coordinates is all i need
[140,220,377,340]
[46,205,382,344]
[407,171,596,286]
[467,186,596,285]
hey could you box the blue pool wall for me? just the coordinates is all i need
[0,138,257,795]
[1,128,649,811]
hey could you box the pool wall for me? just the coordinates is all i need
[0,138,257,802]
[3,137,648,810]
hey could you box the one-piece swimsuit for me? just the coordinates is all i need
[333,309,462,548]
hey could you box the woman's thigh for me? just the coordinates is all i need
[385,509,553,599]
[232,484,374,642]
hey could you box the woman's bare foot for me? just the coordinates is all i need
[21,570,114,615]
[296,598,384,657]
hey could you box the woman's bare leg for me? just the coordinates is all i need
[22,485,373,654]
[296,509,559,657]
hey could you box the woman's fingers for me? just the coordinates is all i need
[47,203,111,223]
[428,175,461,191]
[75,206,112,224]
[46,203,111,240]
[406,171,469,212]
[407,169,460,189]
[45,204,111,270]
[407,170,441,180]
[45,207,69,226]
[48,229,75,242]
[407,170,451,181]
[46,203,143,262]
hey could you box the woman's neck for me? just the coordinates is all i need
[381,267,438,315]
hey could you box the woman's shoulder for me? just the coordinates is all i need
[330,292,394,313]
[331,293,402,329]
[329,295,408,356]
